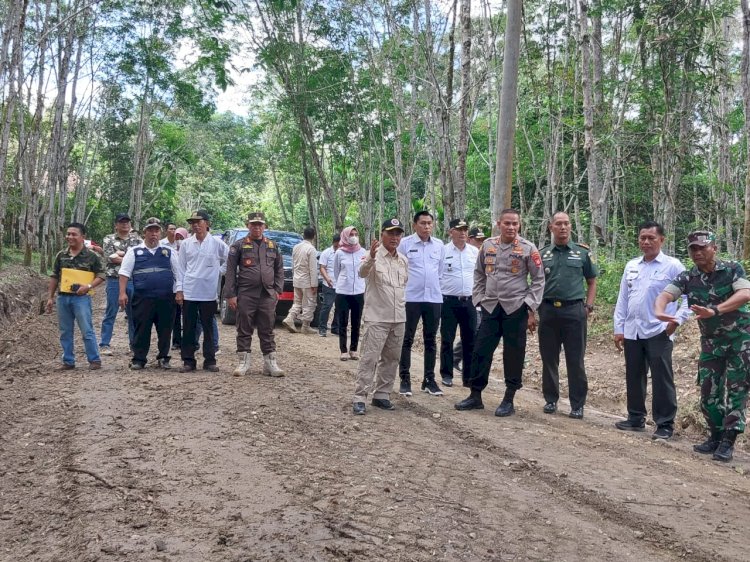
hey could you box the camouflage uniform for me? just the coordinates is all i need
[665,260,750,434]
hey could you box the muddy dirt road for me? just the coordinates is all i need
[1,280,749,561]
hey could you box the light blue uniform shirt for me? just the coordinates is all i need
[613,251,690,340]
[440,242,479,297]
[398,234,445,304]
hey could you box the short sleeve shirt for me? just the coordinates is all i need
[51,247,105,293]
[664,259,750,338]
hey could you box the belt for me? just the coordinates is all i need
[543,298,583,307]
[444,295,472,302]
[132,267,171,275]
[59,292,86,297]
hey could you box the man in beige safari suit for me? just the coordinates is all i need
[283,226,319,334]
[352,218,409,415]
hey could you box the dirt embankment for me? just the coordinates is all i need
[1,267,749,561]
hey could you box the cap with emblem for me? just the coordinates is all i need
[381,218,405,232]
[449,219,469,229]
[687,230,716,248]
[143,217,162,230]
[246,211,266,224]
[469,227,486,239]
[115,213,131,222]
[187,210,210,223]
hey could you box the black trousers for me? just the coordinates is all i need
[469,304,528,393]
[336,293,364,353]
[172,301,182,346]
[439,296,477,384]
[539,301,588,410]
[400,301,441,382]
[182,300,217,367]
[131,295,175,365]
[319,286,339,334]
[624,331,677,429]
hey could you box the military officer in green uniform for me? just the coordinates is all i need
[655,230,750,462]
[225,212,285,377]
[538,212,598,419]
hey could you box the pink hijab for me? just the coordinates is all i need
[339,226,362,253]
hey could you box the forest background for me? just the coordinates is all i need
[2,0,750,302]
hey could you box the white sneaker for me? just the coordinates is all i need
[100,346,113,356]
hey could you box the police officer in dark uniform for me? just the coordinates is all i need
[225,212,285,377]
[538,211,598,419]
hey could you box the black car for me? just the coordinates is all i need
[218,228,321,326]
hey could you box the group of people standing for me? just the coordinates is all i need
[47,207,750,464]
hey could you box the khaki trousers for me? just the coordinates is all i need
[353,321,405,403]
[285,287,317,323]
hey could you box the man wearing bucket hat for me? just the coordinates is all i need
[351,218,409,415]
[655,230,750,462]
[224,211,285,377]
[118,218,180,370]
[176,210,228,373]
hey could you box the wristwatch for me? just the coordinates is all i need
[708,304,721,317]
[584,303,595,312]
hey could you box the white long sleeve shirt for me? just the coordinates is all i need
[613,251,690,340]
[176,234,228,301]
[398,234,445,303]
[334,248,366,295]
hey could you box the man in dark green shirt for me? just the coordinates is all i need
[46,222,106,370]
[655,230,750,462]
[538,212,598,419]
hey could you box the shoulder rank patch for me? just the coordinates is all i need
[577,242,590,250]
[531,251,542,267]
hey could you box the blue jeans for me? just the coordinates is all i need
[318,285,339,334]
[195,312,220,352]
[57,294,100,365]
[100,277,134,347]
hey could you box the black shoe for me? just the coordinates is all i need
[423,380,443,396]
[713,440,735,462]
[171,344,180,350]
[569,407,584,420]
[129,362,145,371]
[454,363,463,373]
[543,402,557,414]
[157,358,171,370]
[615,419,646,431]
[179,363,196,373]
[441,377,453,387]
[652,426,673,440]
[353,402,366,415]
[495,400,515,417]
[455,394,484,411]
[371,398,396,410]
[331,330,340,336]
[399,381,412,397]
[204,363,220,372]
[694,436,721,454]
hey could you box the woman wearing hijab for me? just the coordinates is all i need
[334,226,366,360]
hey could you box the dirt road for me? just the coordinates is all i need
[1,282,749,561]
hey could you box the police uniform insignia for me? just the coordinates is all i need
[545,267,551,274]
[577,242,590,250]
[485,256,496,265]
[136,249,143,256]
[230,246,238,255]
[267,241,275,249]
[243,258,253,267]
[486,246,497,255]
[531,251,542,267]
[162,249,168,257]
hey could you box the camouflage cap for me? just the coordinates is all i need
[687,230,716,248]
[246,211,266,224]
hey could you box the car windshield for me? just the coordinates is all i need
[232,229,301,268]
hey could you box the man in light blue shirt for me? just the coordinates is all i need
[613,220,690,439]
[398,210,446,396]
[439,219,479,387]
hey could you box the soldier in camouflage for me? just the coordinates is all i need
[655,230,750,462]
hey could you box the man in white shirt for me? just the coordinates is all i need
[160,222,178,250]
[317,234,341,337]
[440,219,479,387]
[282,226,319,335]
[613,220,690,439]
[118,218,181,370]
[398,210,446,397]
[175,210,228,372]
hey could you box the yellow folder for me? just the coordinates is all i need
[60,268,95,294]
